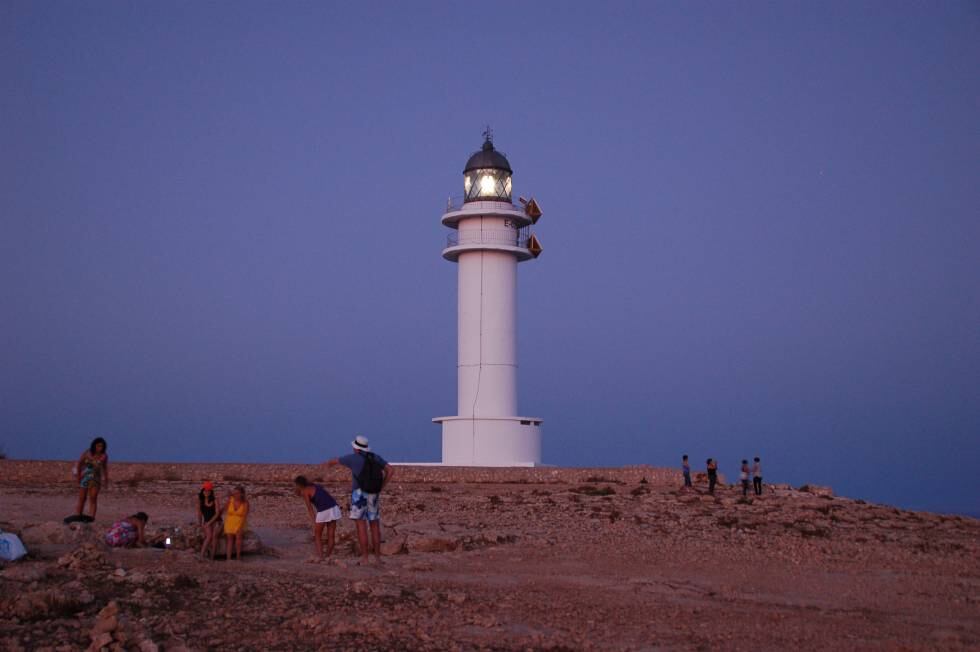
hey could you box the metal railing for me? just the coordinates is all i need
[447,228,529,249]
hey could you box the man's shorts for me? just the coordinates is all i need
[315,505,342,524]
[349,489,380,521]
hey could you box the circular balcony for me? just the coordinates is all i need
[441,198,532,229]
[442,228,534,262]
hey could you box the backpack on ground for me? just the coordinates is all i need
[357,452,385,494]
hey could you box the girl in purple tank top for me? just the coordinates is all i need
[294,475,341,561]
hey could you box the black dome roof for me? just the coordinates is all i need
[463,138,512,174]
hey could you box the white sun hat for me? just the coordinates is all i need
[351,435,370,452]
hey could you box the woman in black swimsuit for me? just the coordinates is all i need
[197,481,221,559]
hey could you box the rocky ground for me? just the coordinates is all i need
[1,460,978,651]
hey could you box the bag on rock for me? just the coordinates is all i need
[0,531,28,561]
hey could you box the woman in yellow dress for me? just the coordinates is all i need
[223,485,249,561]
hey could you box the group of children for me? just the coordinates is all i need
[681,454,764,496]
[195,482,250,560]
[72,435,394,565]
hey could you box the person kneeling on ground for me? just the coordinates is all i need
[324,435,394,564]
[105,512,148,548]
[294,475,342,561]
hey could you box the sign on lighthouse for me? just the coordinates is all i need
[433,131,544,466]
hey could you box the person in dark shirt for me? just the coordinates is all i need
[682,455,692,487]
[197,481,221,560]
[707,458,718,495]
[324,435,395,564]
[294,475,341,561]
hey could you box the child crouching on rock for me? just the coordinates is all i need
[294,475,341,561]
[105,513,148,548]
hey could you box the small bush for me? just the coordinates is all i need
[586,475,624,485]
[430,486,443,492]
[630,486,650,496]
[639,477,648,484]
[489,495,503,505]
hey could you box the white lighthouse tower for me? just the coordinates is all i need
[433,132,544,466]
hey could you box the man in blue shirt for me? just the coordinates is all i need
[324,435,394,564]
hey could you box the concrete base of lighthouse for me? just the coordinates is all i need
[432,416,543,466]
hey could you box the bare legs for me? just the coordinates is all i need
[225,532,242,560]
[75,486,100,518]
[200,523,217,559]
[312,521,336,560]
[75,488,87,516]
[355,520,382,563]
[369,521,381,561]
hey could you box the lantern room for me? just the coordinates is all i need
[463,136,513,203]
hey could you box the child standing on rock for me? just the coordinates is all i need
[294,475,342,562]
[223,486,249,561]
[74,437,109,520]
[197,481,221,560]
[682,455,692,488]
[740,460,751,496]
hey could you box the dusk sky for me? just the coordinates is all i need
[2,2,978,514]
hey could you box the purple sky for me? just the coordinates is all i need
[2,2,978,513]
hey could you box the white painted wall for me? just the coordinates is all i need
[457,230,518,417]
[435,202,542,466]
[440,417,542,466]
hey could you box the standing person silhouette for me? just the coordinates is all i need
[740,460,751,497]
[682,455,692,488]
[706,458,718,495]
[324,436,395,564]
[753,457,763,496]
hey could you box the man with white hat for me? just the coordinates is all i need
[324,435,394,564]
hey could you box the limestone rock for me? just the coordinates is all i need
[798,484,834,497]
[2,564,48,583]
[411,537,458,553]
[381,535,408,556]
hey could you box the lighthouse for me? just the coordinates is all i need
[433,132,544,466]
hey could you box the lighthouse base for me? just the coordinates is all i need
[432,416,543,466]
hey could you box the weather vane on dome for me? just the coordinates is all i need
[482,125,493,145]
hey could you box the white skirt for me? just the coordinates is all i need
[315,505,342,523]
